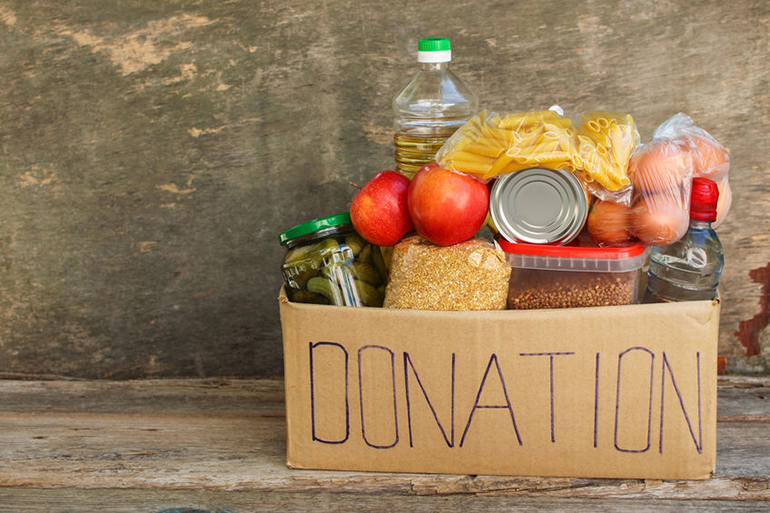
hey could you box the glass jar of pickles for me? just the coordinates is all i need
[278,213,386,307]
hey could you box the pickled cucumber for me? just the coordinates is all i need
[307,276,343,305]
[371,246,389,283]
[320,263,341,280]
[379,245,393,271]
[313,238,342,265]
[283,231,383,308]
[284,245,312,265]
[319,264,363,306]
[352,261,381,287]
[355,279,384,307]
[285,238,340,268]
[359,243,372,265]
[285,267,316,288]
[290,289,329,305]
[344,233,366,257]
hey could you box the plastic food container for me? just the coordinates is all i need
[499,239,649,309]
[278,213,386,307]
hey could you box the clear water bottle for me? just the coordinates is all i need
[644,177,725,303]
[393,38,477,179]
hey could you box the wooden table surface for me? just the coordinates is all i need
[0,377,768,512]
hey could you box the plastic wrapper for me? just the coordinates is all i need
[383,236,510,311]
[587,113,731,247]
[652,113,731,227]
[577,112,640,199]
[588,137,694,247]
[435,109,581,181]
[435,109,640,198]
[627,138,693,246]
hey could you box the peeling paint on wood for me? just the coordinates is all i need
[736,263,770,358]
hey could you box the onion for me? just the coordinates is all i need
[629,140,693,196]
[714,180,732,228]
[690,135,730,180]
[587,200,634,246]
[630,194,689,246]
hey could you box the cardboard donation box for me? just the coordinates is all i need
[279,288,720,480]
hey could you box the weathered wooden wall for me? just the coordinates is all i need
[0,0,768,378]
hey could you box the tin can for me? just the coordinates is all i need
[489,167,589,245]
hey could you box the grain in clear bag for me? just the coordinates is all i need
[383,236,510,311]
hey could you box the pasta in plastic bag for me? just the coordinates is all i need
[435,109,640,196]
[577,112,639,195]
[435,109,581,181]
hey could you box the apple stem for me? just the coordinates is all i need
[349,181,362,190]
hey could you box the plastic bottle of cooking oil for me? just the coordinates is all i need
[393,38,477,179]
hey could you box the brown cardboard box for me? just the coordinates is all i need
[278,288,720,479]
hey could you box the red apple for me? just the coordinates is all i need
[407,163,489,246]
[350,170,414,246]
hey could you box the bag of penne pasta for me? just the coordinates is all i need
[435,108,641,201]
[435,109,580,181]
[577,111,640,199]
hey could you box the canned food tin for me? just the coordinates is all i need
[490,167,589,245]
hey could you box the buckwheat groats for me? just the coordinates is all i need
[507,269,637,309]
[498,239,648,310]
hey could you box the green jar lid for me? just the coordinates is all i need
[418,38,451,52]
[278,212,352,245]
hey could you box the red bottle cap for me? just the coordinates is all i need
[690,177,719,222]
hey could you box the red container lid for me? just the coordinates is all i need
[498,238,647,260]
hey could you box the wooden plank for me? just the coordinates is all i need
[0,1,768,380]
[0,379,767,503]
[717,376,770,419]
[0,378,286,415]
[0,488,767,513]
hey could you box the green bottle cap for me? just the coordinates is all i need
[418,38,452,63]
[418,38,451,52]
[278,213,352,245]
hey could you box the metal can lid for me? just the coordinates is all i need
[490,167,589,245]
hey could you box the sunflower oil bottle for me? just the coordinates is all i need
[393,38,477,179]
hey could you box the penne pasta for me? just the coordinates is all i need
[434,109,640,190]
